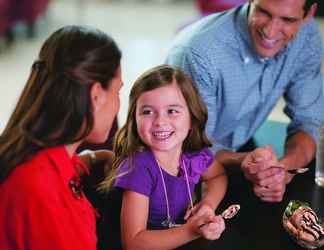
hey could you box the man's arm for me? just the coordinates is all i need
[280,131,316,183]
[215,150,248,168]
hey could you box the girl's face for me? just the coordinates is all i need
[135,82,191,156]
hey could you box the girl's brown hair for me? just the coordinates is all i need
[101,64,211,190]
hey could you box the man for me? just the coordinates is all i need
[166,0,324,202]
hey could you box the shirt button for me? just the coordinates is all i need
[244,57,250,64]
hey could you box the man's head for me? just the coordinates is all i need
[248,0,317,58]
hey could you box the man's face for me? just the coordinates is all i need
[248,0,310,58]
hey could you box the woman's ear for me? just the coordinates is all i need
[90,82,106,112]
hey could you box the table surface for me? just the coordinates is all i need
[180,161,324,250]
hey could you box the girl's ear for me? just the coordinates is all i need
[90,82,106,112]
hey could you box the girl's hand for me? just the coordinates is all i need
[184,201,214,220]
[185,212,224,240]
[199,215,225,240]
[184,202,225,240]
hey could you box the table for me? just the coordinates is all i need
[180,161,324,250]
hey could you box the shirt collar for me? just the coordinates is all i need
[44,146,88,187]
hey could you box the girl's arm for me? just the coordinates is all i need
[200,159,227,210]
[121,190,214,250]
[186,159,227,219]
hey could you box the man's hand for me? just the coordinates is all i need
[241,145,286,202]
[253,174,286,202]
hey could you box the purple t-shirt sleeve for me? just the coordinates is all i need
[114,159,153,197]
[184,147,214,184]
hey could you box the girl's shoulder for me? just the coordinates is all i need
[183,147,213,164]
[118,150,158,176]
[114,150,158,195]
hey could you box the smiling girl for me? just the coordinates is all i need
[101,65,227,250]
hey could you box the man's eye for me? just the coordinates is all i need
[282,17,296,24]
[256,7,271,18]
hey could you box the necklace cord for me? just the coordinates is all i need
[156,157,194,226]
[157,162,171,221]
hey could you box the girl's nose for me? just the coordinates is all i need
[153,113,167,126]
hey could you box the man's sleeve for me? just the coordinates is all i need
[284,21,324,142]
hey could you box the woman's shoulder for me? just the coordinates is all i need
[2,147,65,197]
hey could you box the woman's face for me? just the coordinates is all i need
[87,65,123,144]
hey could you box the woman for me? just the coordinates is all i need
[0,25,122,250]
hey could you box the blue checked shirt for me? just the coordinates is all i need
[166,4,324,153]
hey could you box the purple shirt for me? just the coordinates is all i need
[114,148,213,229]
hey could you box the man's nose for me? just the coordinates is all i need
[262,19,281,39]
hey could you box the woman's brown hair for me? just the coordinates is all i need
[0,25,121,182]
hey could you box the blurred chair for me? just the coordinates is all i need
[196,0,247,16]
[0,0,16,44]
[12,0,50,37]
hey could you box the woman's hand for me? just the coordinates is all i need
[79,149,114,170]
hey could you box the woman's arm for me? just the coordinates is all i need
[121,191,211,250]
[79,149,114,172]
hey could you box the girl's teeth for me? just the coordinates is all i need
[153,131,172,139]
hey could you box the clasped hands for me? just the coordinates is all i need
[241,145,289,202]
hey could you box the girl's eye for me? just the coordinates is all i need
[168,109,179,114]
[142,109,153,115]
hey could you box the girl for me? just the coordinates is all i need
[102,65,227,250]
[0,25,122,250]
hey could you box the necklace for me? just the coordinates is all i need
[156,157,194,228]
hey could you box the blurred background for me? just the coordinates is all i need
[0,0,323,134]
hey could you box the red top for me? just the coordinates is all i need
[0,146,97,250]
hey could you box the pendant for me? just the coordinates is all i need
[161,217,177,228]
[161,217,173,228]
[161,217,181,228]
[69,176,83,199]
